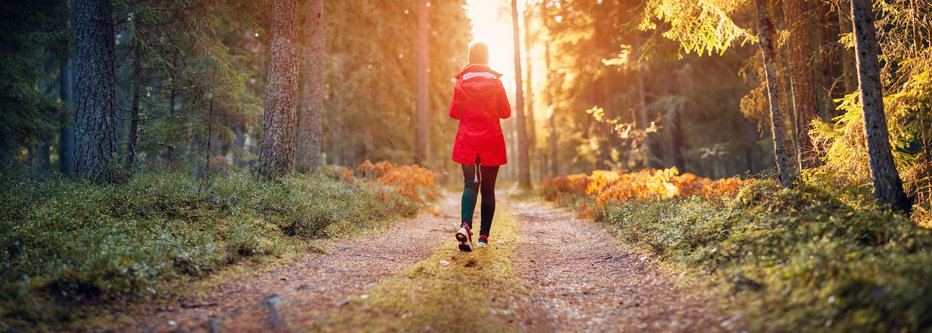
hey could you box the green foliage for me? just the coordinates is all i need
[810,73,932,217]
[0,171,419,330]
[112,0,267,168]
[0,0,64,164]
[540,0,765,175]
[595,180,932,332]
[637,0,755,58]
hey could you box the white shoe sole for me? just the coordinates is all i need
[456,229,472,252]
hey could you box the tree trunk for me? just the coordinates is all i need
[127,42,141,169]
[634,36,658,169]
[755,0,800,187]
[59,55,75,176]
[850,0,911,212]
[511,0,531,188]
[206,95,213,176]
[59,0,76,177]
[37,142,51,176]
[259,0,299,178]
[782,0,820,168]
[334,63,345,166]
[541,2,558,178]
[524,5,537,158]
[816,0,839,120]
[511,118,520,180]
[669,66,688,171]
[545,40,558,178]
[414,0,429,165]
[38,62,52,176]
[667,106,685,171]
[167,53,179,161]
[297,0,324,173]
[74,0,117,181]
[838,1,858,94]
[234,125,246,167]
[26,146,35,170]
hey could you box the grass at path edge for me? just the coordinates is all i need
[0,171,425,332]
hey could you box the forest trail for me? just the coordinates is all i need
[510,200,737,332]
[124,195,735,332]
[125,194,461,332]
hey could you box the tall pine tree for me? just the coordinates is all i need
[850,0,910,212]
[74,0,117,181]
[259,0,299,178]
[297,0,324,173]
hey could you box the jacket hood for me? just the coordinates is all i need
[454,64,503,101]
[454,64,503,80]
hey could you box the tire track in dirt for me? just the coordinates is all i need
[123,193,460,332]
[510,200,738,332]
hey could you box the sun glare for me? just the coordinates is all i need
[465,0,518,84]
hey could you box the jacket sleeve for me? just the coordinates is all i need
[496,80,511,119]
[449,84,462,120]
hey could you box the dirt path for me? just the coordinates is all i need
[510,200,738,332]
[125,194,460,332]
[123,195,736,332]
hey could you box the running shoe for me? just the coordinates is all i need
[456,223,473,252]
[477,235,488,248]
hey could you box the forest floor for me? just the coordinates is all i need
[118,194,737,332]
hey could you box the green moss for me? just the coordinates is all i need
[592,180,932,332]
[0,171,421,331]
[309,204,521,333]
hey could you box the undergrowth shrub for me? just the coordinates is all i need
[0,164,436,330]
[540,167,753,217]
[589,179,931,332]
[358,160,439,204]
[541,168,930,331]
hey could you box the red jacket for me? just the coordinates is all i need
[449,64,511,166]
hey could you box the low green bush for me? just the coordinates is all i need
[0,171,421,330]
[595,180,932,332]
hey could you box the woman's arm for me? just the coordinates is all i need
[449,85,463,119]
[496,80,511,119]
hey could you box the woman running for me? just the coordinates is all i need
[448,42,511,252]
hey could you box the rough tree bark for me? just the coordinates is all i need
[755,0,800,187]
[414,0,429,165]
[782,0,820,168]
[850,0,911,212]
[297,0,324,173]
[74,0,117,181]
[511,0,531,188]
[259,0,299,178]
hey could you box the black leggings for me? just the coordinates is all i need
[461,157,499,237]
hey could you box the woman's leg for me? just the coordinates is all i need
[478,165,500,238]
[460,159,481,228]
